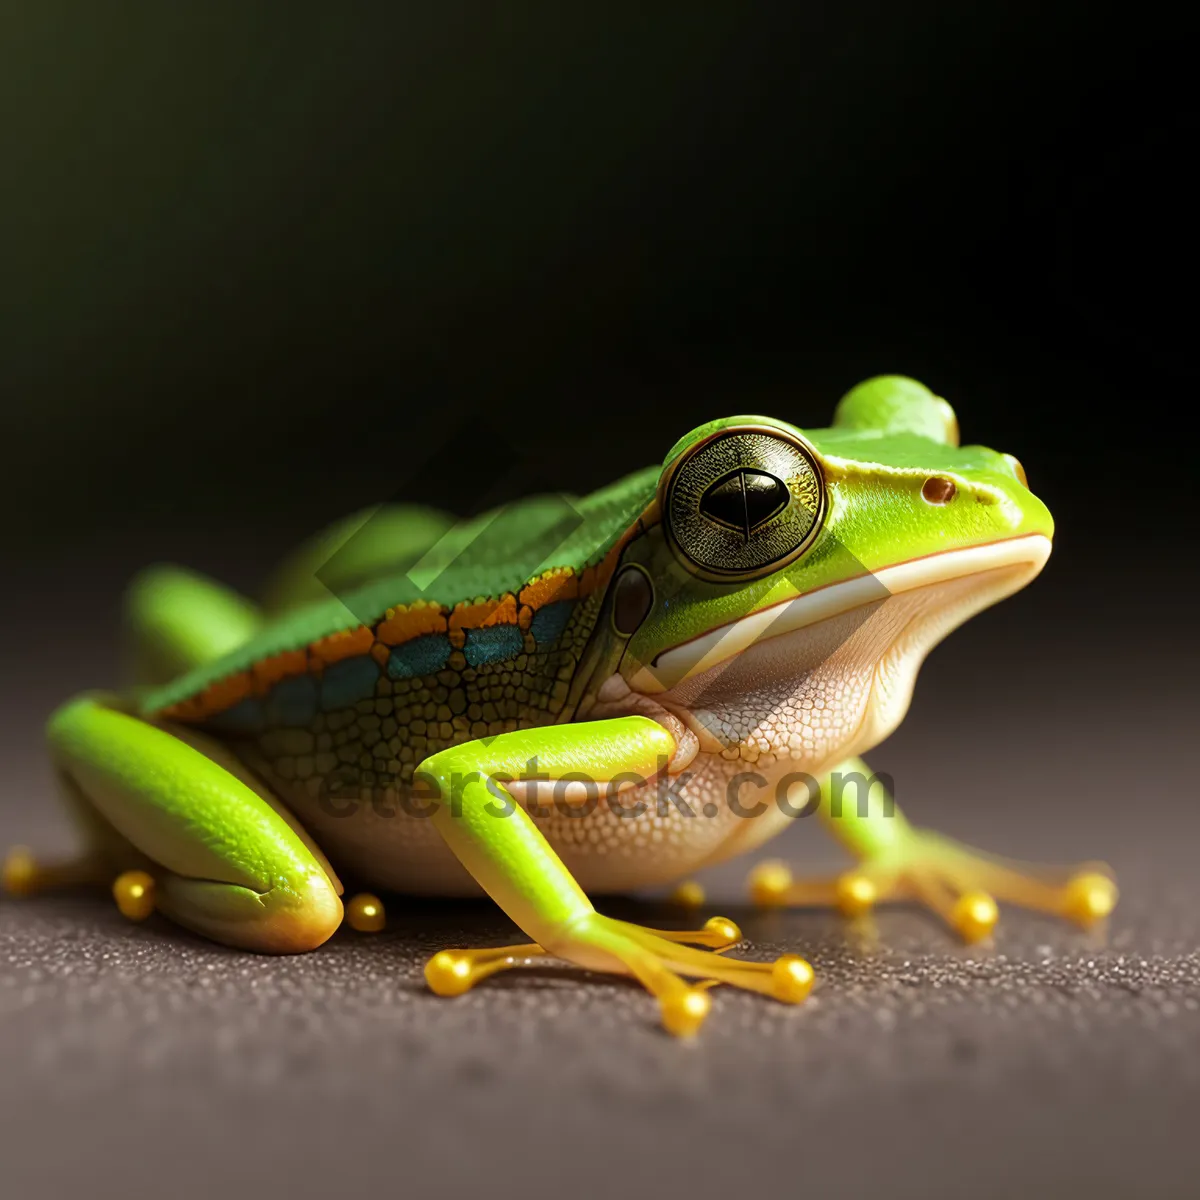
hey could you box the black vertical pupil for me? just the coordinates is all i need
[700,469,789,537]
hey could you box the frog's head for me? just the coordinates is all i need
[584,376,1052,777]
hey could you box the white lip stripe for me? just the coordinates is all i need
[630,533,1052,693]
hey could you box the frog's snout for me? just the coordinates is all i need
[913,455,1054,546]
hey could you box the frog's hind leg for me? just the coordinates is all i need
[747,757,1118,941]
[124,565,263,685]
[260,504,454,614]
[6,696,344,952]
[7,569,268,907]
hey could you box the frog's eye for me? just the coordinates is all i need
[660,425,826,579]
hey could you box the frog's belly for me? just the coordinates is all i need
[263,750,783,896]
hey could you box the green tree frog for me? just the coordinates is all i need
[5,376,1116,1036]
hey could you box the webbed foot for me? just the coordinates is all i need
[425,913,812,1036]
[750,833,1117,943]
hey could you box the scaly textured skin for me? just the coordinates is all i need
[142,470,657,723]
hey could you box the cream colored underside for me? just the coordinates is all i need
[274,535,1051,896]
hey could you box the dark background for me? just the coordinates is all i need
[3,4,1192,564]
[2,6,1196,1200]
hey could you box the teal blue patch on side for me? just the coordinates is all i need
[320,656,380,711]
[464,624,524,667]
[205,697,265,734]
[265,675,319,727]
[530,600,575,646]
[387,634,451,680]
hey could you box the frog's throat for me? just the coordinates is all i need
[629,533,1052,694]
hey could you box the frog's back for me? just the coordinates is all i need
[140,471,656,797]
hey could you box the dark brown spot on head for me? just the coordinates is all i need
[611,565,654,636]
[921,475,957,505]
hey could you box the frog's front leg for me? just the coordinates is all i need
[748,757,1118,941]
[418,717,813,1036]
[8,696,343,951]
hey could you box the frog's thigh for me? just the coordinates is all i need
[124,565,262,685]
[261,503,454,614]
[48,696,342,953]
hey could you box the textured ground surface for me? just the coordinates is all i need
[2,557,1197,1200]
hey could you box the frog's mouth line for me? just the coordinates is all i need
[629,533,1052,694]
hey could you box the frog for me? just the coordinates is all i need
[5,376,1117,1036]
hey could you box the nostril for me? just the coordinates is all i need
[921,475,957,505]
